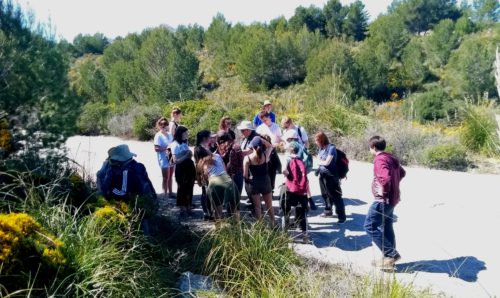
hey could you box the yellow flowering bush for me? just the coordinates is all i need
[0,212,66,274]
[93,206,126,225]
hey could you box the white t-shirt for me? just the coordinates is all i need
[295,125,308,145]
[170,140,190,158]
[154,131,172,167]
[256,123,282,145]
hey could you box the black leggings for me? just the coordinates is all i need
[281,192,308,232]
[175,159,195,208]
[319,174,346,221]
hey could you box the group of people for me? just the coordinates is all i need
[99,99,407,269]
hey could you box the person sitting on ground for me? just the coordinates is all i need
[281,142,310,243]
[194,130,214,221]
[96,144,157,233]
[253,99,276,127]
[197,153,241,222]
[243,136,275,225]
[364,135,406,269]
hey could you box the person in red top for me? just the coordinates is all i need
[364,135,406,269]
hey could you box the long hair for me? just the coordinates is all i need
[218,116,231,131]
[196,130,211,146]
[174,125,188,143]
[314,131,330,148]
[196,154,215,186]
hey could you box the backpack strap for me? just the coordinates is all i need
[297,126,303,143]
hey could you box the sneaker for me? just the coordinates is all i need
[337,218,346,224]
[371,254,401,268]
[302,233,312,244]
[320,211,334,218]
[308,198,318,211]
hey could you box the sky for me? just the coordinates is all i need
[14,0,394,41]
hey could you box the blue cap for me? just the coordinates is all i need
[249,136,262,148]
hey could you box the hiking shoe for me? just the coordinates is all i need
[337,218,346,224]
[320,211,334,218]
[371,255,401,268]
[302,233,312,244]
[308,198,317,210]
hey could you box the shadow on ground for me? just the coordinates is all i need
[395,256,487,282]
[310,213,372,251]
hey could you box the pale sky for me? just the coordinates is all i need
[14,0,393,41]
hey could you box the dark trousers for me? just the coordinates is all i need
[175,160,195,208]
[319,174,346,221]
[281,192,308,232]
[268,162,277,193]
[232,172,244,195]
[364,201,399,258]
[201,186,212,216]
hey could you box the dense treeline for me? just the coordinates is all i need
[1,0,499,161]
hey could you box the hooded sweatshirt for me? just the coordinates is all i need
[372,152,406,206]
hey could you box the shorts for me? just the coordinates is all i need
[158,156,171,169]
[245,175,272,196]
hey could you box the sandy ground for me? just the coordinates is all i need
[66,135,500,298]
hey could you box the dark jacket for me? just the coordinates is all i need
[372,152,406,206]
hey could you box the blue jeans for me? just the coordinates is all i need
[364,201,399,258]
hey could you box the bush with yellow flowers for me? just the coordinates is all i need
[0,212,67,289]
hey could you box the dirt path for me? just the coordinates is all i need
[66,136,500,298]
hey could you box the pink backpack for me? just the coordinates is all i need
[285,158,308,194]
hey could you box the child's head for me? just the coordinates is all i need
[288,141,300,155]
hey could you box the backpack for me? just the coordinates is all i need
[300,148,313,174]
[335,148,349,179]
[285,158,308,194]
[98,159,157,201]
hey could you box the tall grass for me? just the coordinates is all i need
[460,99,500,157]
[203,221,301,297]
[0,170,172,297]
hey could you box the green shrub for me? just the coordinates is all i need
[460,102,500,157]
[203,221,300,297]
[423,144,469,171]
[405,88,457,123]
[78,102,111,135]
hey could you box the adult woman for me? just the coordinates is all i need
[170,125,196,217]
[153,117,173,198]
[217,132,244,195]
[315,132,346,223]
[243,136,275,225]
[167,107,182,198]
[194,130,213,221]
[197,153,240,221]
[218,116,236,140]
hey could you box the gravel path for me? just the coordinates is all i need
[66,135,500,298]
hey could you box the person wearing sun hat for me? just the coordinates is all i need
[253,99,276,127]
[238,120,258,155]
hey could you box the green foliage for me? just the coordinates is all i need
[425,19,459,68]
[444,28,500,98]
[0,1,81,151]
[472,0,499,25]
[407,88,457,123]
[72,32,109,56]
[323,0,347,38]
[203,221,300,297]
[389,0,461,33]
[78,101,111,135]
[423,144,469,171]
[175,24,204,53]
[460,100,500,156]
[132,105,163,141]
[204,14,233,78]
[289,5,325,33]
[343,0,369,41]
[305,39,359,89]
[400,37,430,89]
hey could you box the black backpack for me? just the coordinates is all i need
[335,148,349,179]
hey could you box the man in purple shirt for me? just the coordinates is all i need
[364,135,406,269]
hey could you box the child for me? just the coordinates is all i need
[281,142,310,243]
